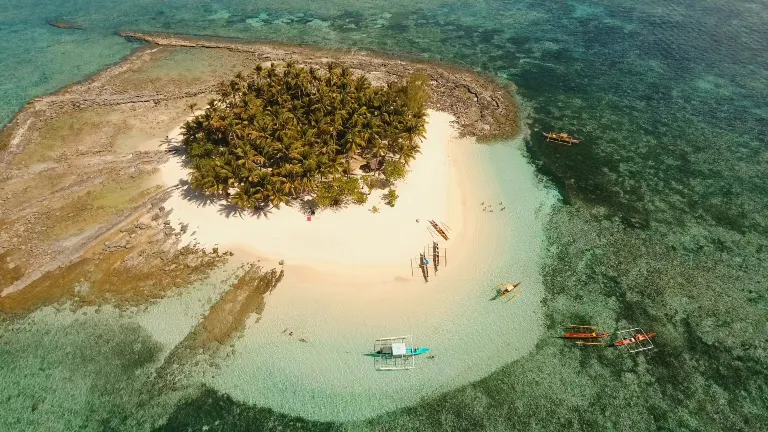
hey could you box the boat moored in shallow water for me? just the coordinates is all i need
[369,336,430,370]
[494,281,522,302]
[615,332,656,346]
[563,325,610,339]
[543,132,582,145]
[564,331,610,339]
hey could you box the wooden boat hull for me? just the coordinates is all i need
[429,220,449,240]
[563,332,610,339]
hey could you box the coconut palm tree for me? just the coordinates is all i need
[181,62,428,210]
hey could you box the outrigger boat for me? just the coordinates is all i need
[563,325,610,339]
[429,220,449,241]
[494,281,522,302]
[543,132,581,145]
[574,341,606,347]
[615,332,656,347]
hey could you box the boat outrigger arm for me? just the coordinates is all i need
[563,325,610,339]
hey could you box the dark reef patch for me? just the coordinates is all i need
[156,388,340,432]
[0,316,165,431]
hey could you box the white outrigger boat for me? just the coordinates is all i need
[494,281,522,303]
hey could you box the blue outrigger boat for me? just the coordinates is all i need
[368,336,430,370]
[367,347,430,357]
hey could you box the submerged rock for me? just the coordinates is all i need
[48,21,84,30]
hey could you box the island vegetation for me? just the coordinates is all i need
[181,61,428,211]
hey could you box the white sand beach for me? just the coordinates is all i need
[160,110,468,280]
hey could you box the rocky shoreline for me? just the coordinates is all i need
[118,31,520,141]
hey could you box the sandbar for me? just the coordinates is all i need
[160,110,464,281]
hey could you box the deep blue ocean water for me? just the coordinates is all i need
[1,1,767,430]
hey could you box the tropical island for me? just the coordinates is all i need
[182,62,429,211]
[0,32,536,422]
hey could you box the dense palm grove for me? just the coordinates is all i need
[181,62,428,210]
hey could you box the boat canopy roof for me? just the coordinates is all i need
[391,343,407,356]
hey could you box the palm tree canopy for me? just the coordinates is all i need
[181,62,429,211]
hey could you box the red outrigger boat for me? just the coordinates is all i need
[563,325,610,339]
[614,333,656,346]
[429,220,449,241]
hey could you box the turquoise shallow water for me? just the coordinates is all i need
[196,138,555,421]
[2,0,767,430]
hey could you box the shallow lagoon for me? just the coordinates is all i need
[203,140,555,421]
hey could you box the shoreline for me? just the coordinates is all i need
[0,29,524,299]
[160,110,469,282]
